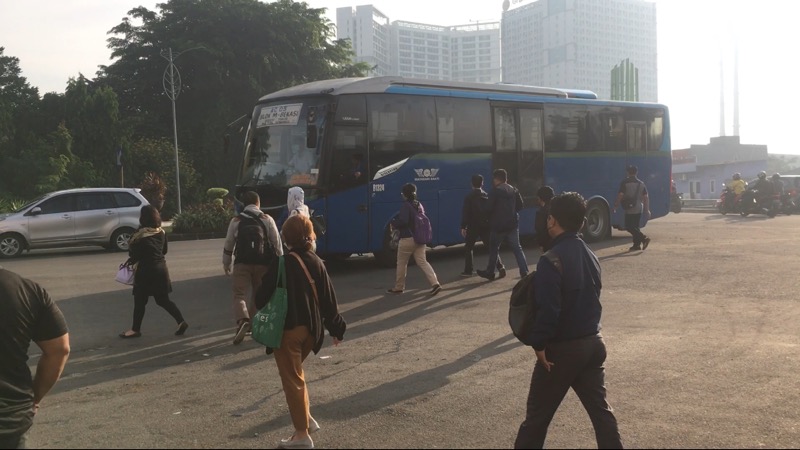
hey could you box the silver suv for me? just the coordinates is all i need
[0,188,149,258]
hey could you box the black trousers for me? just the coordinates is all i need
[463,227,503,273]
[0,430,28,449]
[624,213,646,247]
[514,334,622,449]
[132,292,184,332]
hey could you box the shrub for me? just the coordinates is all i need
[206,188,229,202]
[0,195,30,213]
[171,199,235,233]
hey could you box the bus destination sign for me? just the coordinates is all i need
[257,103,303,127]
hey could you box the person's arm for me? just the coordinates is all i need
[162,231,168,256]
[392,202,410,229]
[264,216,284,257]
[33,334,70,408]
[222,218,238,275]
[613,180,625,211]
[526,257,563,352]
[317,264,346,342]
[515,190,524,212]
[460,195,470,237]
[642,185,650,217]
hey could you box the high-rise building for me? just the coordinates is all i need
[501,0,658,102]
[336,5,392,76]
[336,5,502,83]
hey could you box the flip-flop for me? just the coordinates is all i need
[119,331,142,338]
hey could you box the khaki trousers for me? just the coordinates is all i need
[232,263,269,323]
[273,326,315,432]
[394,237,439,290]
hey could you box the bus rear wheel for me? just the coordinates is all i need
[583,201,610,243]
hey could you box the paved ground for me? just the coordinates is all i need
[3,212,800,448]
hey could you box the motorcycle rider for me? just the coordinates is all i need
[730,173,746,199]
[752,171,775,212]
[772,173,785,196]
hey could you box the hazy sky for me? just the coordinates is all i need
[0,0,791,154]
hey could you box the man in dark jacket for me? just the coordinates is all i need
[477,169,528,280]
[613,165,651,252]
[460,174,504,277]
[514,192,622,449]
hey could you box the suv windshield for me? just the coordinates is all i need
[240,98,327,188]
[14,195,46,213]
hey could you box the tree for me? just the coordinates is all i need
[97,0,370,189]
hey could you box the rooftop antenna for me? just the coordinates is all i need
[719,53,726,137]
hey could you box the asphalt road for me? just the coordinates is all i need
[3,212,799,449]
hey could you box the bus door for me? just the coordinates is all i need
[626,121,647,166]
[322,126,370,254]
[491,105,545,231]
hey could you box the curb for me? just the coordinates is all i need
[168,231,227,241]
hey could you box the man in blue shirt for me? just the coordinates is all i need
[514,192,622,449]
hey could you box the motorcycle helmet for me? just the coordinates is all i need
[772,173,781,180]
[758,171,767,179]
[733,173,741,180]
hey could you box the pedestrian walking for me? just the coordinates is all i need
[223,191,283,345]
[534,186,555,252]
[0,268,70,449]
[515,192,622,449]
[613,165,651,251]
[387,183,442,295]
[255,215,346,449]
[477,169,529,280]
[460,174,504,277]
[119,205,188,339]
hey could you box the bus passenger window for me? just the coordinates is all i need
[494,107,517,152]
[368,95,436,152]
[436,98,492,152]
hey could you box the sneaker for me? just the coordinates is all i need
[642,237,651,251]
[233,321,250,345]
[460,271,474,277]
[386,288,404,294]
[629,245,641,252]
[430,284,442,295]
[498,267,507,279]
[278,434,314,449]
[476,270,495,281]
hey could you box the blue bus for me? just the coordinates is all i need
[232,76,671,265]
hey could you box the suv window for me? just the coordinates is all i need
[77,192,116,211]
[113,192,143,208]
[37,194,76,214]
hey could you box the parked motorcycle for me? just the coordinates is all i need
[670,192,683,213]
[716,186,739,215]
[739,189,778,218]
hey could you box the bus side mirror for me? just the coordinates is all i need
[223,134,230,154]
[306,125,318,149]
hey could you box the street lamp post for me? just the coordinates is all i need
[161,46,204,214]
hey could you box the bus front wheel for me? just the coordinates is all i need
[583,201,610,243]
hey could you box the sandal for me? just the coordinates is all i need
[119,331,142,339]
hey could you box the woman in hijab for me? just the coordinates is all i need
[287,186,310,218]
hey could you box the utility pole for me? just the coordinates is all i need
[160,46,204,214]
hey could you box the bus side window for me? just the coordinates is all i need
[435,98,492,153]
[368,94,436,153]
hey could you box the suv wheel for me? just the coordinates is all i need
[0,234,25,258]
[111,228,135,252]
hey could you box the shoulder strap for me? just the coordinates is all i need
[289,252,319,307]
[240,210,269,238]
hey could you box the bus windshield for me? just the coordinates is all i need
[240,98,327,188]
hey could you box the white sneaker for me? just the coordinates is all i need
[278,435,314,449]
[309,416,320,433]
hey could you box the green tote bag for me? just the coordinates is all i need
[251,256,288,348]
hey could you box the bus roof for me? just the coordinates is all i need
[258,76,572,103]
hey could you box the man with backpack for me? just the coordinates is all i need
[514,192,622,449]
[460,174,504,277]
[223,191,283,345]
[613,165,651,252]
[477,169,529,280]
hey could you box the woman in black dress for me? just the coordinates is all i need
[119,205,188,338]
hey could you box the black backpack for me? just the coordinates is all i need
[235,211,274,265]
[621,181,642,210]
[509,251,562,345]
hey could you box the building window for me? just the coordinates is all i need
[710,180,716,195]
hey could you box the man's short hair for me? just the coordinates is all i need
[537,186,555,203]
[493,169,508,183]
[241,191,260,206]
[471,174,483,188]
[626,165,638,175]
[549,192,587,233]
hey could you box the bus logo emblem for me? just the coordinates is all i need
[414,168,439,181]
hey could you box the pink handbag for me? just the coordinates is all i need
[115,262,136,285]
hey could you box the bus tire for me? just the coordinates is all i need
[373,227,398,268]
[583,201,610,243]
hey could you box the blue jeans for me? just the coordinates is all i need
[485,228,529,277]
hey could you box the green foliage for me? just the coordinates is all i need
[206,187,229,201]
[171,199,234,233]
[0,195,29,213]
[127,138,201,217]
